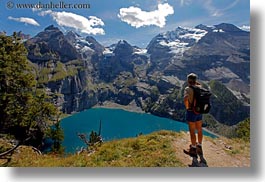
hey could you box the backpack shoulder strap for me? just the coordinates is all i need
[188,85,196,107]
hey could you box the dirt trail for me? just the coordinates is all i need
[173,132,250,167]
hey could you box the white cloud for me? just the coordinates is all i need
[202,0,222,17]
[8,16,40,26]
[222,0,240,11]
[201,0,240,17]
[118,3,174,28]
[180,0,192,6]
[39,10,105,35]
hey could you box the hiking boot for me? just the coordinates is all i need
[184,145,197,158]
[196,145,203,156]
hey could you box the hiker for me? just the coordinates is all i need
[183,73,203,157]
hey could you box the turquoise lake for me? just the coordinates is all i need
[61,108,216,153]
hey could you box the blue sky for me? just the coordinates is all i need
[0,0,250,47]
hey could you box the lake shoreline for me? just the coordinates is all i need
[92,100,145,114]
[62,101,220,139]
[60,106,219,153]
[93,102,220,137]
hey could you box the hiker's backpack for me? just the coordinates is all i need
[189,85,212,114]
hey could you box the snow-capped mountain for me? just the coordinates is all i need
[146,25,210,71]
[65,31,104,59]
[23,23,250,126]
[157,26,207,56]
[148,23,249,61]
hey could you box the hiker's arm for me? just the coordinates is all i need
[183,87,190,110]
[184,96,189,110]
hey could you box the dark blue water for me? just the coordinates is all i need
[61,108,216,153]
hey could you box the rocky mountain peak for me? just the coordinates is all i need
[25,25,78,63]
[44,25,60,32]
[64,31,82,48]
[65,31,104,56]
[85,36,104,53]
[213,23,243,33]
[17,31,30,40]
[116,40,131,47]
[65,30,81,40]
[146,25,208,67]
[148,25,208,50]
[35,25,64,42]
[114,40,133,55]
[195,24,213,31]
[85,35,97,42]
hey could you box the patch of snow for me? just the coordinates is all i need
[134,48,149,56]
[78,38,91,46]
[239,25,250,32]
[72,35,93,52]
[178,28,207,42]
[81,46,94,53]
[103,48,115,56]
[213,29,225,33]
[158,27,207,56]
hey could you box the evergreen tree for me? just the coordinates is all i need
[0,33,59,146]
[46,118,64,153]
[236,118,250,142]
[0,33,34,136]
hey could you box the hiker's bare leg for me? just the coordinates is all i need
[195,120,203,144]
[188,122,197,146]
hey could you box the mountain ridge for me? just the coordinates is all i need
[23,22,250,133]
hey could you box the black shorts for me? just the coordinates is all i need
[186,110,202,122]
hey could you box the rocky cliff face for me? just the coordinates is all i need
[25,25,79,63]
[46,71,97,113]
[25,23,250,126]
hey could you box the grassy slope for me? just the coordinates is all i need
[4,131,184,167]
[1,131,250,167]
